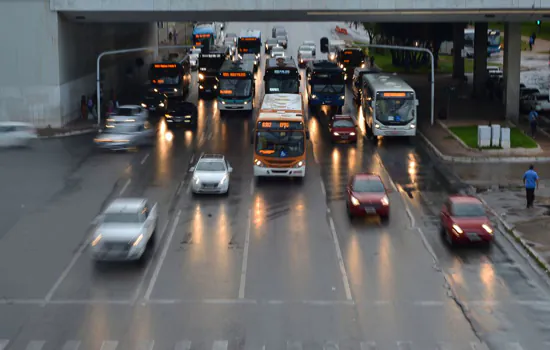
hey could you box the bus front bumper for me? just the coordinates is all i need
[373,126,416,137]
[254,166,305,177]
[218,99,253,111]
[309,96,345,107]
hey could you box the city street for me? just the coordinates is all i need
[1,21,550,350]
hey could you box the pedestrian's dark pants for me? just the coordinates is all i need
[531,121,537,137]
[526,188,535,208]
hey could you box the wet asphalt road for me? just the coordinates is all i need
[1,22,550,350]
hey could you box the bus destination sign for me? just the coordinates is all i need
[201,54,224,58]
[240,37,259,41]
[153,64,177,68]
[195,34,211,38]
[273,69,291,74]
[258,121,304,130]
[222,72,247,77]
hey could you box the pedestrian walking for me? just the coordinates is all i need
[369,55,375,68]
[87,96,95,119]
[529,35,534,51]
[523,165,539,208]
[529,107,539,137]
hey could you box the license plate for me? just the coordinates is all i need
[205,89,211,92]
[341,135,348,139]
[364,207,376,214]
[467,232,481,241]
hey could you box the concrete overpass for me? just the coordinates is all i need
[0,0,543,127]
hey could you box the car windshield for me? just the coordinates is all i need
[272,47,284,53]
[353,178,385,192]
[299,51,313,57]
[265,77,299,94]
[375,98,415,124]
[267,39,278,45]
[116,108,139,116]
[333,119,354,128]
[103,212,143,223]
[312,84,345,94]
[219,79,253,98]
[196,161,226,172]
[256,131,305,157]
[452,202,485,217]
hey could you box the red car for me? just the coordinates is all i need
[346,173,390,220]
[440,195,494,247]
[329,115,358,143]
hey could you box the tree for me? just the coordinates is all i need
[362,23,381,44]
[375,23,453,70]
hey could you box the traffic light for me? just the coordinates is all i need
[537,20,541,26]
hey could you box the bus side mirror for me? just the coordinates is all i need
[320,37,329,53]
[415,99,419,106]
[306,131,310,140]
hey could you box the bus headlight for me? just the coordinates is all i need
[244,101,248,105]
[159,102,165,107]
[199,73,204,80]
[375,124,380,129]
[214,85,218,89]
[254,159,264,167]
[409,124,416,129]
[221,100,226,105]
[340,95,345,100]
[141,103,147,108]
[173,88,178,92]
[294,161,304,168]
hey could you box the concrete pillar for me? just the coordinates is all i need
[452,23,466,79]
[473,22,488,97]
[503,22,521,123]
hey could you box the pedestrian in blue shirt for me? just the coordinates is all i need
[529,107,539,138]
[523,165,539,208]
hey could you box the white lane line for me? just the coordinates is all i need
[207,132,213,140]
[119,179,131,196]
[436,342,453,350]
[176,180,185,195]
[212,340,228,350]
[238,209,252,299]
[25,341,45,350]
[61,340,81,350]
[136,340,155,350]
[405,207,415,228]
[320,180,326,196]
[324,341,339,350]
[175,340,192,350]
[396,341,412,350]
[189,153,196,164]
[328,216,353,300]
[44,236,92,302]
[287,341,303,350]
[249,178,255,195]
[100,341,118,350]
[360,341,376,350]
[144,210,181,300]
[0,340,8,350]
[186,181,192,194]
[140,152,150,165]
[504,343,524,350]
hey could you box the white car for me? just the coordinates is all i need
[107,105,149,124]
[189,48,201,70]
[190,154,233,195]
[271,46,285,58]
[0,121,37,148]
[302,41,316,55]
[91,198,158,262]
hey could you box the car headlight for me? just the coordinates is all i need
[375,124,380,129]
[132,234,144,246]
[141,103,147,108]
[91,234,102,246]
[219,175,228,185]
[343,67,347,71]
[165,114,172,119]
[482,224,493,234]
[333,132,339,136]
[159,102,165,107]
[350,132,356,136]
[214,85,218,89]
[452,224,463,234]
[173,88,178,92]
[193,176,200,185]
[254,159,264,167]
[199,73,204,80]
[340,95,345,100]
[350,196,360,206]
[381,195,389,206]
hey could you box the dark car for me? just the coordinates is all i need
[165,101,198,128]
[140,88,169,114]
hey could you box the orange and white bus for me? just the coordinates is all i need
[252,93,309,178]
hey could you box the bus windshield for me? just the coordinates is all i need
[265,77,300,94]
[488,33,501,47]
[256,131,305,157]
[375,98,415,124]
[150,68,180,85]
[340,50,364,66]
[311,73,345,94]
[219,78,253,98]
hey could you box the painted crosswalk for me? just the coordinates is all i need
[0,339,533,350]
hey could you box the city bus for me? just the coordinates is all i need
[305,60,345,113]
[237,29,262,60]
[217,59,255,114]
[440,28,502,57]
[198,48,228,98]
[149,57,191,98]
[337,47,366,80]
[361,74,418,139]
[263,57,300,94]
[192,24,216,53]
[252,93,309,179]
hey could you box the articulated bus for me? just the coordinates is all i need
[252,93,309,178]
[263,57,301,94]
[361,74,418,139]
[238,29,262,59]
[149,59,191,98]
[217,59,255,114]
[192,24,216,53]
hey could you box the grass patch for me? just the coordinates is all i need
[371,51,501,75]
[449,125,538,149]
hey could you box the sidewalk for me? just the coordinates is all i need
[36,118,99,138]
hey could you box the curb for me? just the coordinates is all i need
[38,128,97,139]
[418,131,550,163]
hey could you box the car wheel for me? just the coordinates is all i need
[380,214,389,223]
[445,229,454,247]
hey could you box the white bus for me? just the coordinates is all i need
[361,74,418,139]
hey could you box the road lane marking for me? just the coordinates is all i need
[140,152,150,165]
[287,341,303,350]
[436,342,453,350]
[61,340,81,350]
[176,180,184,195]
[504,343,524,350]
[249,179,255,195]
[396,341,412,350]
[360,342,376,350]
[0,340,8,350]
[175,340,192,350]
[320,180,326,196]
[212,341,228,350]
[44,236,92,302]
[238,209,252,299]
[25,341,45,350]
[186,181,192,194]
[119,179,131,195]
[100,341,118,350]
[189,153,196,164]
[144,210,181,300]
[207,132,213,140]
[405,207,415,228]
[328,216,353,300]
[136,340,154,350]
[324,341,339,350]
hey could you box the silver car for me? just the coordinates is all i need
[94,121,155,150]
[189,48,201,70]
[276,35,288,49]
[189,154,233,195]
[271,46,285,58]
[302,41,316,55]
[90,198,158,262]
